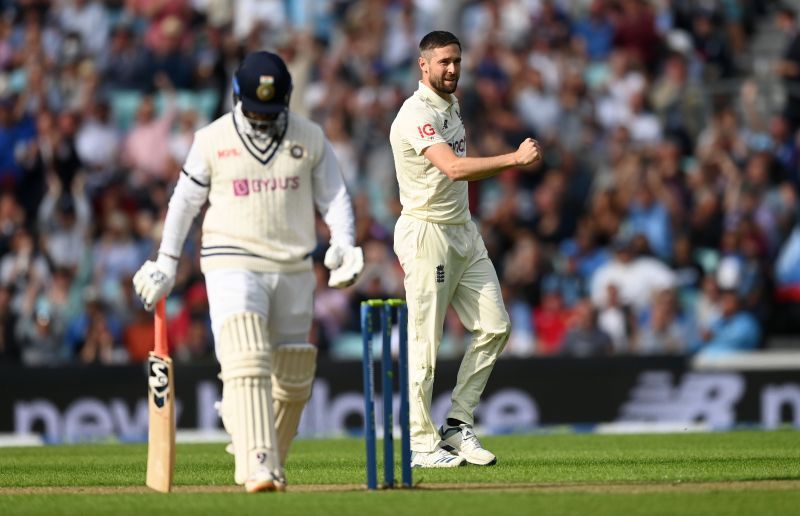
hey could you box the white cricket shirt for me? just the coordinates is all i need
[390,81,468,224]
[159,111,354,273]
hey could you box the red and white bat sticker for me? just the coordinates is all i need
[417,123,436,137]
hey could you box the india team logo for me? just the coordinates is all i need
[233,179,250,196]
[256,75,275,101]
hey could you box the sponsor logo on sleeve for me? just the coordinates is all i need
[417,123,436,138]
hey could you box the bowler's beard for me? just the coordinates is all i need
[431,73,458,95]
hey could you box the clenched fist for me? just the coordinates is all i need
[514,138,542,167]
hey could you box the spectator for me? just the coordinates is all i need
[561,298,613,357]
[16,295,65,366]
[0,226,50,311]
[37,173,91,271]
[649,53,707,150]
[65,290,124,364]
[121,93,177,187]
[693,289,760,355]
[0,284,19,363]
[597,283,634,353]
[775,6,800,130]
[0,96,36,190]
[146,16,196,90]
[0,1,790,364]
[75,100,121,191]
[671,233,704,308]
[636,289,690,354]
[56,0,111,58]
[590,235,676,313]
[123,306,154,362]
[514,66,560,142]
[533,287,570,355]
[626,182,672,260]
[98,24,152,91]
[92,210,140,296]
[611,0,661,73]
[691,8,735,81]
[572,0,615,62]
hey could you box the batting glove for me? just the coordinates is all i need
[324,244,364,288]
[132,254,178,311]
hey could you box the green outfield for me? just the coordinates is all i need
[1,430,799,515]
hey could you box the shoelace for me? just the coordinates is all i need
[460,426,483,451]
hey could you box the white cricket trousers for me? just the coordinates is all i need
[393,215,510,452]
[204,269,316,356]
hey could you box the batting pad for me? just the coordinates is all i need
[271,343,317,465]
[218,312,279,485]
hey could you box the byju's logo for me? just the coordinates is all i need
[148,356,171,409]
[233,177,301,196]
[435,264,445,283]
[617,371,744,428]
[233,179,250,196]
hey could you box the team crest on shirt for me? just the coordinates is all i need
[256,76,275,101]
[435,264,445,283]
[290,144,304,159]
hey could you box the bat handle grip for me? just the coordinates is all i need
[154,299,169,357]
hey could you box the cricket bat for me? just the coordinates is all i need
[146,299,175,493]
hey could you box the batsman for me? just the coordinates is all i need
[133,51,363,492]
[389,31,541,468]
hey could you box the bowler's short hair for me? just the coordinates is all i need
[419,31,461,54]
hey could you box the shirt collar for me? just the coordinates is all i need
[416,81,455,112]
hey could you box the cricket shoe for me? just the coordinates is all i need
[410,447,466,468]
[439,424,496,465]
[245,452,286,493]
[245,467,286,493]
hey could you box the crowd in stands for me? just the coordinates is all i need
[0,0,798,366]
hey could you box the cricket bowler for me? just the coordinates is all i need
[389,31,541,468]
[133,51,363,492]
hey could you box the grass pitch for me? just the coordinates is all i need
[1,430,799,515]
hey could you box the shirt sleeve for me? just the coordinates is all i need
[400,104,446,155]
[158,139,211,258]
[313,140,355,247]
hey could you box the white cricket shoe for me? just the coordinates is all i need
[245,466,286,493]
[410,447,466,468]
[439,424,497,466]
[245,452,286,493]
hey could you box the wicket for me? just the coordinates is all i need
[360,299,412,490]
